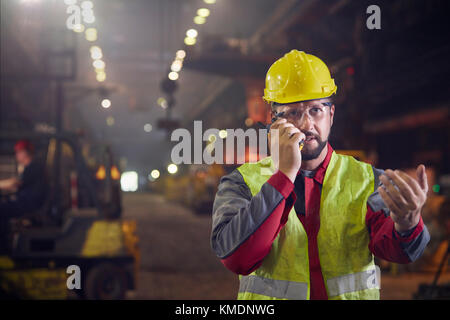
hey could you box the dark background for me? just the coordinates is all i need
[1,0,449,299]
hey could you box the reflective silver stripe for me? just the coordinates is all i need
[327,267,381,297]
[239,275,308,300]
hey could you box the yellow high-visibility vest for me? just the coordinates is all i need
[236,151,380,300]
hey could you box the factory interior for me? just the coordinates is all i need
[0,0,449,301]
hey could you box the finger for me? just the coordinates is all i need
[290,132,305,143]
[269,123,285,140]
[389,169,422,198]
[378,186,403,217]
[269,124,293,143]
[270,118,287,130]
[383,170,417,208]
[396,170,426,206]
[279,123,295,136]
[282,127,300,138]
[379,174,411,211]
[416,164,428,193]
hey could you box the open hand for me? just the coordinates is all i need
[378,164,428,233]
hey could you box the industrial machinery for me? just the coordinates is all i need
[413,196,450,299]
[0,131,139,299]
[414,244,450,299]
[163,164,224,215]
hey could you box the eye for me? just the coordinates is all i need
[287,110,298,117]
[310,107,321,114]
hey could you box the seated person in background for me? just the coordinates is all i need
[0,140,47,218]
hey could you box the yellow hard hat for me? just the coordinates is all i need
[263,50,337,104]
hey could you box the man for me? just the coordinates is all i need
[210,50,430,300]
[0,140,47,217]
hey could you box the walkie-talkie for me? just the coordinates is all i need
[258,111,305,150]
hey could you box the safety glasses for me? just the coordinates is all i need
[271,102,332,125]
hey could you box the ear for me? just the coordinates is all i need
[329,104,335,127]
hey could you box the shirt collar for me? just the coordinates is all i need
[298,142,334,184]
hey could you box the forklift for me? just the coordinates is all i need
[0,131,139,299]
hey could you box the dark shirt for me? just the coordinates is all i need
[17,160,47,210]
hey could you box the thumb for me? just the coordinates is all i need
[416,164,428,192]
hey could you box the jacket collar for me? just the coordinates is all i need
[298,142,334,185]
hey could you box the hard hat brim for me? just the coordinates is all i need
[263,87,337,105]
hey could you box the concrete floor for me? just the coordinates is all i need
[122,192,238,299]
[122,192,449,300]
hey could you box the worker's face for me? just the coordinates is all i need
[272,98,335,160]
[15,149,31,166]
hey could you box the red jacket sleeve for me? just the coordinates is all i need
[366,204,428,263]
[220,170,296,275]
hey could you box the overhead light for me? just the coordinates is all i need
[208,134,216,142]
[176,50,186,59]
[96,72,106,82]
[150,170,160,180]
[64,0,76,5]
[168,71,179,81]
[204,0,216,3]
[73,24,85,33]
[101,98,111,109]
[85,28,97,42]
[157,97,168,109]
[197,8,210,17]
[193,16,206,25]
[90,46,102,53]
[167,164,178,174]
[90,46,103,59]
[186,28,198,38]
[106,116,115,126]
[171,60,183,72]
[93,59,105,69]
[91,50,103,60]
[219,130,228,139]
[144,123,152,132]
[184,37,196,46]
[157,97,166,105]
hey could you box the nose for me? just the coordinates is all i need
[298,113,313,132]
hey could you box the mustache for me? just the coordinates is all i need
[304,132,319,140]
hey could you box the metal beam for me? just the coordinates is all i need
[184,0,318,124]
[364,106,449,133]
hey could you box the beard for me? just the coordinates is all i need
[301,135,328,161]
